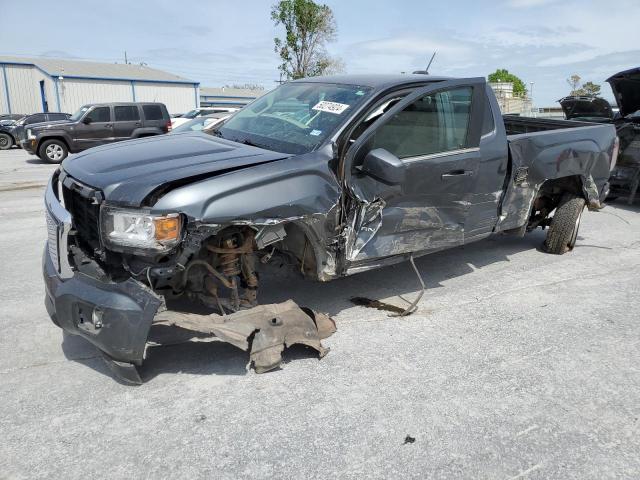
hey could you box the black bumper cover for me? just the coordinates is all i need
[43,244,162,365]
[20,139,36,155]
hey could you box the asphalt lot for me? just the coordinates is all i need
[1,147,639,479]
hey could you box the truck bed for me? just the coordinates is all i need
[503,115,595,135]
[495,114,617,233]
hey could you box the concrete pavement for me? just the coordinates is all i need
[1,148,639,479]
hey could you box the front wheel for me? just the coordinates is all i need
[0,133,13,150]
[544,193,586,254]
[38,139,68,163]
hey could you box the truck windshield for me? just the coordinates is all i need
[216,82,372,154]
[69,106,90,122]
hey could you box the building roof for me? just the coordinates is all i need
[0,55,196,84]
[200,86,266,98]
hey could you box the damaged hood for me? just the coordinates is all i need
[558,96,613,121]
[61,132,289,206]
[607,67,640,117]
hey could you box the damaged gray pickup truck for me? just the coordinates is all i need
[43,74,617,383]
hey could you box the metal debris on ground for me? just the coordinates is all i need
[155,300,336,373]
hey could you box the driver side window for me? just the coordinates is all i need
[86,107,111,123]
[366,87,473,159]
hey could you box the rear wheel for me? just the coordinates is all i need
[0,133,13,150]
[38,139,68,163]
[544,193,585,254]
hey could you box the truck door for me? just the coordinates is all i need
[342,78,486,266]
[113,105,142,140]
[462,85,509,238]
[75,106,113,150]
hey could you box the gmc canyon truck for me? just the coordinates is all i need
[43,75,617,382]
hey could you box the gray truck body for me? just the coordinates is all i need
[42,74,616,376]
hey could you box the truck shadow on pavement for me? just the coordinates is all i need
[61,229,550,383]
[605,197,640,213]
[258,229,549,317]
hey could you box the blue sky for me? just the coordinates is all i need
[3,0,639,106]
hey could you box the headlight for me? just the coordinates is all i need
[27,129,35,139]
[100,206,182,252]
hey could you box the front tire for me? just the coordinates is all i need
[0,133,13,150]
[544,193,586,254]
[38,139,68,163]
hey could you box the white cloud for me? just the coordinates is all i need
[505,0,559,7]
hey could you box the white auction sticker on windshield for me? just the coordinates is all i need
[312,101,350,115]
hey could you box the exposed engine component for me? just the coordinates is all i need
[255,224,287,249]
[179,227,261,313]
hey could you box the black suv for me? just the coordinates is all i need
[22,102,171,162]
[0,112,70,150]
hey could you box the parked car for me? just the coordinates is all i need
[0,113,25,122]
[558,96,615,123]
[558,67,640,203]
[170,107,238,128]
[0,112,70,150]
[606,67,640,203]
[22,102,171,162]
[170,112,230,133]
[42,74,616,382]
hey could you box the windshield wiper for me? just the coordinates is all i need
[232,137,267,149]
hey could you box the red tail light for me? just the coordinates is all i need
[610,136,619,171]
[165,120,172,133]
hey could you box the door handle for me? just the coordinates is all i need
[441,170,473,179]
[135,122,141,127]
[105,124,113,128]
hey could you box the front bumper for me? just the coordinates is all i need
[42,173,336,380]
[43,174,162,364]
[20,138,37,154]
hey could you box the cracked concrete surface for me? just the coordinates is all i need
[1,149,639,479]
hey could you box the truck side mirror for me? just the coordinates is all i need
[82,116,92,125]
[359,148,405,185]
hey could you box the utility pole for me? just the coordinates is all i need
[124,51,128,64]
[530,82,534,101]
[274,72,285,85]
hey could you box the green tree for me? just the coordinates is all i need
[487,69,527,97]
[271,0,343,80]
[566,75,602,97]
[576,81,602,97]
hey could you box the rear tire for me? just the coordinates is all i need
[0,133,13,150]
[544,193,585,254]
[38,139,68,163]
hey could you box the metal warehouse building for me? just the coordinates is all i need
[0,56,199,115]
[200,86,265,108]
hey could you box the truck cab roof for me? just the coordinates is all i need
[290,74,453,91]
